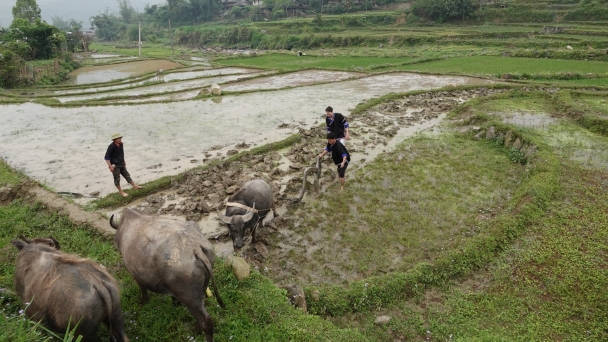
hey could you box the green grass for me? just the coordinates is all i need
[0,159,26,187]
[398,56,608,76]
[216,53,413,71]
[89,42,183,60]
[343,163,608,341]
[0,201,364,341]
[295,133,526,284]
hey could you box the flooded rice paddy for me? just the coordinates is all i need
[63,60,183,85]
[0,60,494,200]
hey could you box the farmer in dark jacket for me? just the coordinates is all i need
[318,132,351,190]
[104,133,141,197]
[325,106,350,146]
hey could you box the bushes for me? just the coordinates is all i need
[563,0,608,20]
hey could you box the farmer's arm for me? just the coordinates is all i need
[318,146,330,158]
[104,145,115,172]
[340,154,348,167]
[342,116,350,139]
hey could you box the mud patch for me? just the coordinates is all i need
[115,87,507,286]
[221,70,364,92]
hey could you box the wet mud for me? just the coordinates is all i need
[221,70,364,92]
[56,71,268,103]
[0,72,494,202]
[114,87,509,286]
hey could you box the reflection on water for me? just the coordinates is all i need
[62,60,183,85]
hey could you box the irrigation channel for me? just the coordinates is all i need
[1,57,500,277]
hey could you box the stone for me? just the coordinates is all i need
[504,130,514,147]
[566,45,573,50]
[512,138,522,149]
[254,242,269,259]
[485,126,496,140]
[231,257,251,281]
[226,185,238,194]
[207,193,221,204]
[289,163,303,171]
[283,284,307,311]
[525,145,537,159]
[374,316,392,325]
[211,83,222,95]
[226,149,238,156]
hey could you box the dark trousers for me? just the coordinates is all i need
[113,165,133,187]
[336,162,348,178]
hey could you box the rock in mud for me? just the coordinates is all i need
[374,316,391,325]
[211,83,222,95]
[283,284,307,311]
[231,257,251,281]
[253,242,270,260]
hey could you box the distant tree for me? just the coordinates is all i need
[117,0,136,23]
[90,13,124,41]
[444,0,476,20]
[127,24,141,41]
[51,16,83,31]
[412,0,476,22]
[7,18,62,59]
[12,0,41,24]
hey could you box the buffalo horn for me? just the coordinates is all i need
[241,202,255,222]
[109,214,119,229]
[217,211,234,224]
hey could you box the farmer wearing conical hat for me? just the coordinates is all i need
[104,133,141,197]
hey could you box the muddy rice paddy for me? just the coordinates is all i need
[63,59,183,85]
[1,57,504,285]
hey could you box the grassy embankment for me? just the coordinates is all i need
[320,92,608,341]
[3,18,608,339]
[4,88,608,340]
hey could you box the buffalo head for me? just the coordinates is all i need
[14,235,61,250]
[218,203,255,250]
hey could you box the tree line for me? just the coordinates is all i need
[0,0,82,88]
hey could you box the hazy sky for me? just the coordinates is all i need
[0,0,157,28]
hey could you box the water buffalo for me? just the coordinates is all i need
[218,178,277,251]
[109,208,224,342]
[11,236,128,342]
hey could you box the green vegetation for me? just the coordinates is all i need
[3,0,608,340]
[0,159,26,186]
[0,201,363,341]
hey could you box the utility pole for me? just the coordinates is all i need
[138,21,142,57]
[169,20,174,55]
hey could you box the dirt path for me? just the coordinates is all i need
[5,182,116,237]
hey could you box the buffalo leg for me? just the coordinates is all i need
[172,296,181,306]
[137,283,149,305]
[185,302,214,342]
